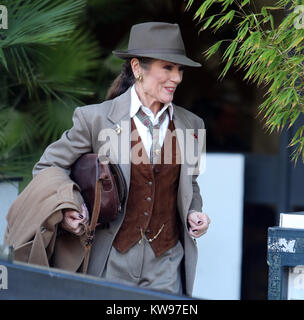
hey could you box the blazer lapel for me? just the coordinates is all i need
[173,106,194,223]
[107,87,131,124]
[106,88,132,192]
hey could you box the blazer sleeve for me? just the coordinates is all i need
[189,175,203,213]
[188,118,205,213]
[33,107,92,177]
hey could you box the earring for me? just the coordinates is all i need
[136,74,143,82]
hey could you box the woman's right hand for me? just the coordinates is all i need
[60,204,89,236]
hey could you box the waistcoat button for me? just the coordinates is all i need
[146,197,152,201]
[144,212,149,216]
[148,181,152,186]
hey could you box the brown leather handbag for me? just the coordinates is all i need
[70,153,127,273]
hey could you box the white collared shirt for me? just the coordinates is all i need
[130,85,174,159]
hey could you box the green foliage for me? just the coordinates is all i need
[187,0,304,163]
[0,0,100,182]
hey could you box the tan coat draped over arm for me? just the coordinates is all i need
[4,166,85,271]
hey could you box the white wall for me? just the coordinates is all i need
[192,153,245,300]
[0,180,19,243]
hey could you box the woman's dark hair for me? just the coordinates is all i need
[105,57,153,100]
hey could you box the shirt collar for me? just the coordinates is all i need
[130,85,174,120]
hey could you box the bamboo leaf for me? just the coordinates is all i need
[236,22,249,41]
[211,10,235,31]
[222,40,238,61]
[287,36,304,51]
[202,15,215,30]
[194,0,214,21]
[269,14,274,30]
[222,0,234,12]
[205,40,223,59]
[261,7,268,17]
[241,0,250,6]
[185,0,195,11]
[219,57,234,79]
[288,110,301,129]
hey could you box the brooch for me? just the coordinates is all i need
[115,124,122,134]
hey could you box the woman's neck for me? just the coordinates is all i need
[135,83,163,116]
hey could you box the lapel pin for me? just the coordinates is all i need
[115,124,122,135]
[155,149,161,156]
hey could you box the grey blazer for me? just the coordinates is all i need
[33,87,205,296]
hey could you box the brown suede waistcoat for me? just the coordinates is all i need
[113,118,181,257]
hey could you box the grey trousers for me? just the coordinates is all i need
[101,239,184,295]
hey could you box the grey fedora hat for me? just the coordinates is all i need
[112,22,201,67]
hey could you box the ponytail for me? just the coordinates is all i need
[106,59,134,100]
[105,57,154,100]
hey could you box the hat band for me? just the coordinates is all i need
[127,48,186,55]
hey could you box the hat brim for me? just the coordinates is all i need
[112,50,201,67]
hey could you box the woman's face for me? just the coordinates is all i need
[133,59,184,107]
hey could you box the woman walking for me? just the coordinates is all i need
[11,22,211,297]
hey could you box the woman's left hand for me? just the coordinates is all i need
[187,211,211,238]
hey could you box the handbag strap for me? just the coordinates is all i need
[110,162,127,205]
[81,157,126,274]
[82,176,103,274]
